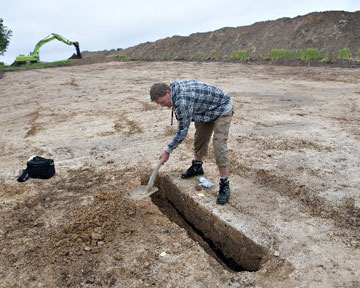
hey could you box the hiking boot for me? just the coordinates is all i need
[181,160,204,179]
[216,178,230,205]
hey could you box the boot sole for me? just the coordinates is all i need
[181,171,204,179]
[216,195,230,205]
[216,199,229,205]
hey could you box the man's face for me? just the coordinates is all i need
[155,90,172,108]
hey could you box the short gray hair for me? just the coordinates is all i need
[150,83,170,101]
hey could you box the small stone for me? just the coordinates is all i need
[91,247,101,253]
[195,184,202,191]
[84,246,91,251]
[91,231,104,241]
[113,253,123,261]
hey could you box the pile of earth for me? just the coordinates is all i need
[82,10,360,62]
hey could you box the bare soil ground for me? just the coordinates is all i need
[0,61,359,287]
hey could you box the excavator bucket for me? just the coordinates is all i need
[68,42,82,60]
[72,42,82,59]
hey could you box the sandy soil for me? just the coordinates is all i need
[0,61,359,287]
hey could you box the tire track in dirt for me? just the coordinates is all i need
[24,110,42,138]
[113,112,142,136]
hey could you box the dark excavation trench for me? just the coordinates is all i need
[148,176,271,272]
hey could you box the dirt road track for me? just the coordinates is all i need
[0,61,359,287]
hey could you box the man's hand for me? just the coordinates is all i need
[160,150,170,164]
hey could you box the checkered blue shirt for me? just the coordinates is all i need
[166,79,232,154]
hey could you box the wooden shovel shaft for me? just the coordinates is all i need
[146,160,162,192]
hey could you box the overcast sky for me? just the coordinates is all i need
[1,0,359,65]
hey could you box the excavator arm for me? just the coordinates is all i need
[15,33,82,64]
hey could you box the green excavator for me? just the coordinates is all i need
[15,33,81,64]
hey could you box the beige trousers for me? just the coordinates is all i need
[194,109,233,167]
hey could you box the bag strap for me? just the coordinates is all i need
[17,169,30,182]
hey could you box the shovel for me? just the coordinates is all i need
[124,160,162,200]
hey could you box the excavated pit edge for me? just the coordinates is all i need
[151,175,276,272]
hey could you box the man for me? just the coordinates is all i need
[150,79,233,204]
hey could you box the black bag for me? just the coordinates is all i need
[17,156,55,182]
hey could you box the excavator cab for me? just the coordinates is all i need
[14,33,82,65]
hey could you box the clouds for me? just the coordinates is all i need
[1,0,359,64]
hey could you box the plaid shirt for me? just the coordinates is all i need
[166,79,232,154]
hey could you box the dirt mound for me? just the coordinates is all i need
[83,11,360,62]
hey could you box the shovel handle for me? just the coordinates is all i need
[146,160,162,192]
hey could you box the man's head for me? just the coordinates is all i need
[150,83,172,108]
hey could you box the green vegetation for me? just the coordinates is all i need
[321,52,330,62]
[297,48,323,61]
[267,48,325,62]
[209,49,217,59]
[159,53,171,60]
[0,59,72,71]
[0,18,12,55]
[194,51,206,60]
[231,49,248,60]
[338,48,352,60]
[189,47,358,63]
[268,48,321,61]
[269,49,297,60]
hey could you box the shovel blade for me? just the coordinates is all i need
[124,185,159,200]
